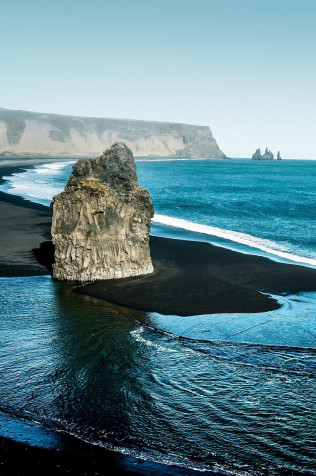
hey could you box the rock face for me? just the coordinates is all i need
[252,148,263,160]
[51,143,154,281]
[0,108,226,159]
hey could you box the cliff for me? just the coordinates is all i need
[51,142,154,281]
[0,108,226,159]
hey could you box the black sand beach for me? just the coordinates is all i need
[2,161,316,315]
[0,161,57,277]
[1,160,316,475]
[78,234,316,315]
[0,435,221,476]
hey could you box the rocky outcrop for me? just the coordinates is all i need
[51,143,154,281]
[262,148,274,160]
[0,108,226,159]
[252,148,263,160]
[277,151,282,160]
[252,147,275,160]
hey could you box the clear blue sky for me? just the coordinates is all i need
[1,0,315,158]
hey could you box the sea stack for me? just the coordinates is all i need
[262,148,274,160]
[252,147,274,160]
[252,148,263,160]
[51,142,154,281]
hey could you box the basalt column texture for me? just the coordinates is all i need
[51,143,154,281]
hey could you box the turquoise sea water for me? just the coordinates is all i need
[0,158,316,474]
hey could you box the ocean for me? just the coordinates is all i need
[0,158,315,475]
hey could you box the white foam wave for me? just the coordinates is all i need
[152,214,316,267]
[136,157,211,162]
[2,178,60,203]
[35,161,75,174]
[130,327,177,352]
[0,161,73,205]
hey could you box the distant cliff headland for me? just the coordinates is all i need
[0,108,226,159]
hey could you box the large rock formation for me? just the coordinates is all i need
[252,148,263,160]
[262,148,274,160]
[51,143,154,281]
[0,108,226,159]
[252,147,275,160]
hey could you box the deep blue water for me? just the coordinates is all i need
[0,158,316,474]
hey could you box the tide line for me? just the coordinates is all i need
[152,214,316,267]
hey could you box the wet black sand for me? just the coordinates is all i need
[78,234,316,315]
[0,435,220,476]
[0,163,53,277]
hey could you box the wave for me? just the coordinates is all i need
[1,178,60,205]
[152,214,316,267]
[0,407,232,475]
[135,157,212,162]
[34,161,75,174]
[0,161,74,205]
[130,320,316,376]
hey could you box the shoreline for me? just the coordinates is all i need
[77,234,316,316]
[3,157,316,271]
[0,434,220,476]
[1,159,316,312]
[1,159,316,475]
[0,161,54,276]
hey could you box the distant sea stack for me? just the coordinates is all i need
[51,143,154,281]
[0,108,226,159]
[252,148,279,160]
[262,148,274,160]
[251,148,263,160]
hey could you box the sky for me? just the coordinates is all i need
[0,0,315,158]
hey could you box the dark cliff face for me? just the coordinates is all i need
[0,108,226,158]
[51,143,154,282]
